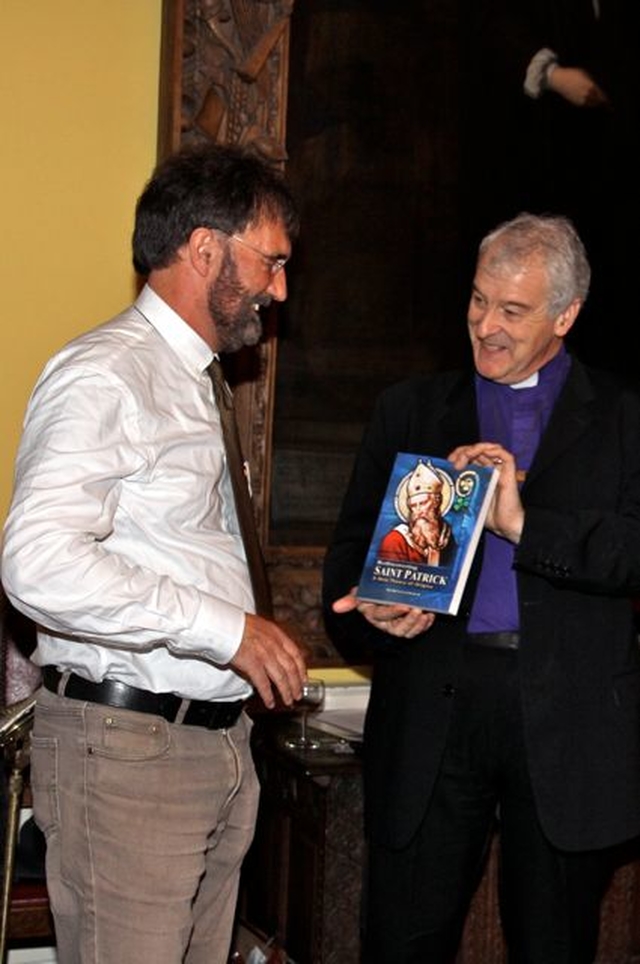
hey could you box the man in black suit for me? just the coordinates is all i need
[323,212,640,963]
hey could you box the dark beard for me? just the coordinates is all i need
[207,254,269,353]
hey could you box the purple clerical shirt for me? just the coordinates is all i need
[467,347,571,633]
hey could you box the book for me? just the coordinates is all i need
[356,452,499,616]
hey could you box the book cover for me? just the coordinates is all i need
[356,452,499,616]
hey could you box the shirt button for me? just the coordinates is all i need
[441,683,456,698]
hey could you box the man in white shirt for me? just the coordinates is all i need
[1,143,307,964]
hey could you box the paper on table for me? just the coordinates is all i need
[312,709,367,742]
[310,678,371,741]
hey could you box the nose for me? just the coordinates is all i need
[267,267,288,302]
[469,304,500,337]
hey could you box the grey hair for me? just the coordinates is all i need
[478,212,591,316]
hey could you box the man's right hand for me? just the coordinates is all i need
[230,614,307,709]
[333,588,436,638]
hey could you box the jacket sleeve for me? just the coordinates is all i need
[514,378,640,597]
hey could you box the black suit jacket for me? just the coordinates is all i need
[323,358,640,852]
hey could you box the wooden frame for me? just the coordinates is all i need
[158,0,333,659]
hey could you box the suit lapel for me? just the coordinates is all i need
[524,359,595,487]
[405,364,595,487]
[438,374,478,448]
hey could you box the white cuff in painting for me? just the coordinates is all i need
[524,47,559,99]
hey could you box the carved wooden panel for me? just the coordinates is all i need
[268,547,332,661]
[158,0,292,533]
[158,0,339,658]
[158,0,293,164]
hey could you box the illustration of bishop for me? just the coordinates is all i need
[378,460,456,566]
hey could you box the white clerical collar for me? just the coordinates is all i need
[509,371,539,390]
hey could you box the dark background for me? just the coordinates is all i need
[270,0,637,546]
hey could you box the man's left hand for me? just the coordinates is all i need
[448,442,524,544]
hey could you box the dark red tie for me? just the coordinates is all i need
[208,359,274,618]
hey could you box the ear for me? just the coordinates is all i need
[187,227,222,277]
[554,298,581,337]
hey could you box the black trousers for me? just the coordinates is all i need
[362,646,616,964]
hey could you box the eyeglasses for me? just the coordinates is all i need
[220,230,288,276]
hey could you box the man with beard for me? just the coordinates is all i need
[1,143,307,964]
[378,460,455,566]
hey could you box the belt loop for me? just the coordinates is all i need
[58,669,72,697]
[174,698,191,724]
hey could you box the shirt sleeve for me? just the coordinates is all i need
[1,363,245,665]
[524,47,559,99]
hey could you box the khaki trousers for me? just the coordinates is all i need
[30,685,259,964]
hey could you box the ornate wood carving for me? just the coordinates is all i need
[158,0,290,541]
[268,547,333,660]
[158,0,338,661]
[159,0,293,160]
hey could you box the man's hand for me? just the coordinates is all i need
[230,614,307,709]
[547,66,609,108]
[448,442,524,544]
[332,587,436,638]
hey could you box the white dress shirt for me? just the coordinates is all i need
[1,285,255,701]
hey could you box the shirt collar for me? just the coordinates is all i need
[510,371,539,389]
[135,284,213,375]
[476,345,570,395]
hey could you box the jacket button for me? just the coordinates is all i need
[441,683,456,698]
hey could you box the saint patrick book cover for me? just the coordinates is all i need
[356,452,499,615]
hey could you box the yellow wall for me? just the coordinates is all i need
[0,1,162,522]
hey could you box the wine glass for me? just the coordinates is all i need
[285,678,325,750]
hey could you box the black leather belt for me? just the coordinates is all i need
[42,666,245,730]
[466,632,520,650]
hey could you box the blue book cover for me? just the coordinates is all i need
[356,452,499,615]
